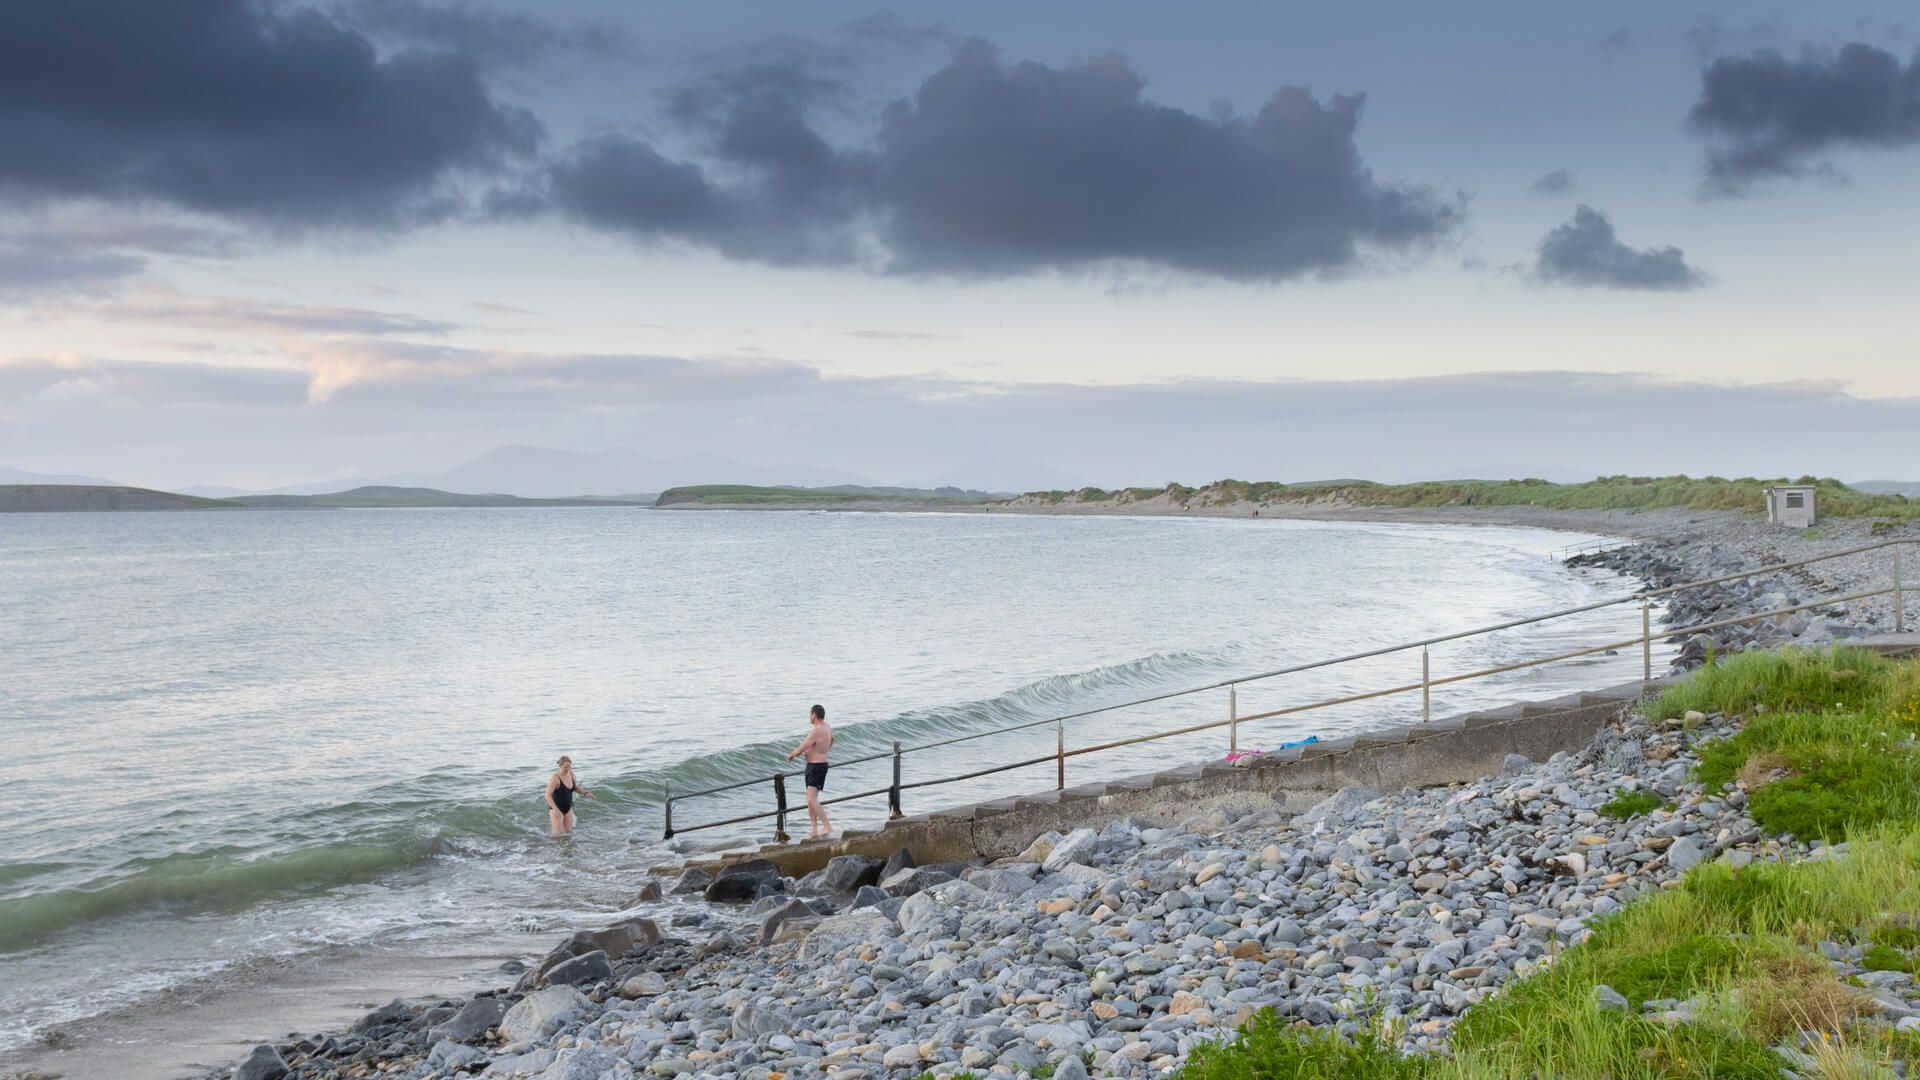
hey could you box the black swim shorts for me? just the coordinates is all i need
[804,762,829,790]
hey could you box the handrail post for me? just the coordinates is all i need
[1056,719,1065,791]
[773,773,790,844]
[1641,598,1652,686]
[888,740,903,819]
[1421,647,1430,724]
[1228,684,1238,754]
[1895,545,1905,634]
[662,780,674,840]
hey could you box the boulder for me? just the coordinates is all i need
[820,854,885,893]
[800,908,898,961]
[544,949,612,988]
[898,879,988,937]
[850,885,891,910]
[703,859,783,902]
[499,985,594,1044]
[668,867,712,895]
[696,931,740,958]
[1042,828,1098,873]
[880,848,916,879]
[757,898,821,944]
[428,996,505,1043]
[880,866,954,897]
[551,918,660,970]
[234,1045,289,1080]
[351,998,410,1034]
[631,880,663,903]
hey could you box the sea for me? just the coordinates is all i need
[0,508,1667,1076]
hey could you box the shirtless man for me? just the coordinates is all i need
[784,704,834,839]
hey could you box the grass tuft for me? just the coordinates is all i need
[1599,789,1668,819]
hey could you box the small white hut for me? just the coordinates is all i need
[1764,484,1816,528]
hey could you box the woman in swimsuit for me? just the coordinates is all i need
[545,755,595,835]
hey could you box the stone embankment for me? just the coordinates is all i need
[208,696,1917,1080]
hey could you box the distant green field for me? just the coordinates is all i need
[655,484,997,506]
[1019,475,1920,518]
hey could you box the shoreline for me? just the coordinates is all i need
[11,511,1913,1080]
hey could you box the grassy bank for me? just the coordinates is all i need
[1181,647,1920,1079]
[1016,476,1920,519]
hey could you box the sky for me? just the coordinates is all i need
[2,1,1918,491]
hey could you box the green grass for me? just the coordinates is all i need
[1010,475,1920,518]
[1177,650,1920,1080]
[1653,648,1920,842]
[1599,790,1669,819]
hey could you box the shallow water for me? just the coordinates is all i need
[0,509,1662,1070]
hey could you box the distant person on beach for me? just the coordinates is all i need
[785,704,834,839]
[545,755,596,835]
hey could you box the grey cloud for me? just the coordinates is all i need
[8,352,1919,492]
[0,0,541,228]
[106,298,460,337]
[1687,42,1920,193]
[1532,206,1706,291]
[543,38,1462,281]
[0,243,145,299]
[339,0,633,70]
[1530,169,1575,194]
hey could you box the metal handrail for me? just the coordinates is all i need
[662,537,1914,841]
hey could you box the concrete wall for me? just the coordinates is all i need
[661,673,1682,881]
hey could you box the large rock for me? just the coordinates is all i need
[879,866,954,897]
[732,996,795,1040]
[546,918,660,974]
[1042,828,1098,872]
[669,867,712,895]
[850,884,891,910]
[631,880,663,903]
[820,854,885,893]
[880,848,916,879]
[351,998,410,1034]
[544,949,612,988]
[800,908,898,961]
[757,898,821,944]
[234,1045,288,1080]
[898,879,988,937]
[500,985,594,1043]
[428,996,506,1043]
[703,859,783,902]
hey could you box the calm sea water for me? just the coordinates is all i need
[0,509,1661,1064]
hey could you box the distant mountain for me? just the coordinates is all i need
[1,485,236,512]
[0,466,122,486]
[217,446,868,498]
[396,446,865,497]
[1852,481,1920,498]
[231,486,654,509]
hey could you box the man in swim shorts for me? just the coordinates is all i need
[784,704,834,839]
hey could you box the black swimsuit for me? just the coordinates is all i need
[552,777,576,813]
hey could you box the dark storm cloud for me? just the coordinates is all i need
[0,0,541,227]
[1688,42,1920,192]
[1532,206,1706,291]
[339,0,632,70]
[1530,169,1575,194]
[543,38,1462,281]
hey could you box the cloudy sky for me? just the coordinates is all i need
[2,1,1918,490]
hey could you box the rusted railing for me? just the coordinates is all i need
[662,538,1914,841]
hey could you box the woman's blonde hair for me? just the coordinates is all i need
[557,755,572,767]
